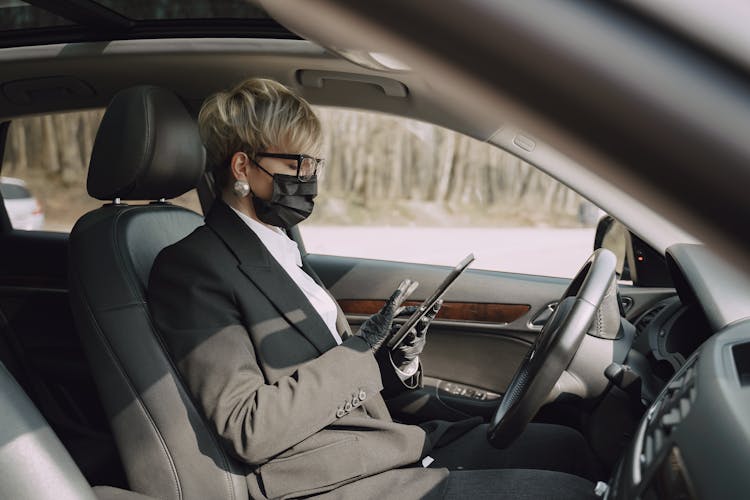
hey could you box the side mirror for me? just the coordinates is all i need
[594,216,672,287]
[594,216,632,281]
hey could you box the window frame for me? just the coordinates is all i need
[0,122,15,233]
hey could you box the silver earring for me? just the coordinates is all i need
[233,180,250,198]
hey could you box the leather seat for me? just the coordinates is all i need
[0,360,154,500]
[68,86,249,500]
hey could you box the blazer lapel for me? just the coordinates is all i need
[205,200,337,354]
[301,258,353,340]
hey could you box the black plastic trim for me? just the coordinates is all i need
[24,0,133,31]
[0,20,299,49]
[0,122,13,233]
[733,342,750,387]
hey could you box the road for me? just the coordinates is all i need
[299,226,597,278]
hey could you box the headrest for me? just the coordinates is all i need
[87,86,205,201]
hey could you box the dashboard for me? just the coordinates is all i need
[606,244,750,500]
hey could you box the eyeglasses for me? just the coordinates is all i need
[255,152,325,182]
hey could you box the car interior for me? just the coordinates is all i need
[1,2,749,500]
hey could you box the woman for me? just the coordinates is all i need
[148,78,596,499]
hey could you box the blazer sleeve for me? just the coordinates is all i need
[148,243,384,465]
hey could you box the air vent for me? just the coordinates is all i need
[635,303,668,336]
[733,342,750,386]
[620,295,634,313]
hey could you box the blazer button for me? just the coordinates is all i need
[358,390,367,401]
[344,401,353,412]
[336,408,345,418]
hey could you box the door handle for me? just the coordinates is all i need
[528,301,558,329]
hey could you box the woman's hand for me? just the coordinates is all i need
[356,279,418,353]
[391,300,443,370]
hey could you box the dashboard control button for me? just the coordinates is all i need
[439,382,498,401]
[594,481,609,498]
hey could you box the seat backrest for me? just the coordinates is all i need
[68,86,248,500]
[0,360,157,500]
[0,361,98,500]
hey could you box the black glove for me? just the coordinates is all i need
[356,279,417,353]
[391,300,443,370]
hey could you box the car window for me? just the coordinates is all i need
[298,107,604,278]
[1,109,201,232]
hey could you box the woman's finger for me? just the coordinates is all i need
[389,279,418,309]
[399,280,419,306]
[386,279,410,306]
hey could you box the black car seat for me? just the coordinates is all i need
[0,360,155,500]
[68,86,249,500]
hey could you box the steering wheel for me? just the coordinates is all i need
[487,248,617,448]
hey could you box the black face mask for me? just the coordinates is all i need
[250,167,317,228]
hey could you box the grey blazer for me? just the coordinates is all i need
[148,200,451,499]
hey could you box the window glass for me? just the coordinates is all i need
[298,107,605,278]
[1,109,201,232]
[0,1,72,32]
[93,0,269,20]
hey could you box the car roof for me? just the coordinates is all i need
[0,1,296,49]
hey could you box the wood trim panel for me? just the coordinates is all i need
[338,299,530,324]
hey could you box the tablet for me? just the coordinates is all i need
[387,253,475,350]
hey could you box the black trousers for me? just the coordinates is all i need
[437,468,596,500]
[428,423,597,499]
[429,422,596,479]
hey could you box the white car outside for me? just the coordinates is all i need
[0,177,44,230]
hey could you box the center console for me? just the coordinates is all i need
[603,320,750,500]
[606,353,698,499]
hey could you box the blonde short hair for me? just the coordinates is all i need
[198,78,321,187]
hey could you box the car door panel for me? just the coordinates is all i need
[0,230,125,487]
[308,254,565,392]
[307,253,677,421]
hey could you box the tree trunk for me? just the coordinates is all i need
[433,130,455,202]
[41,116,60,174]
